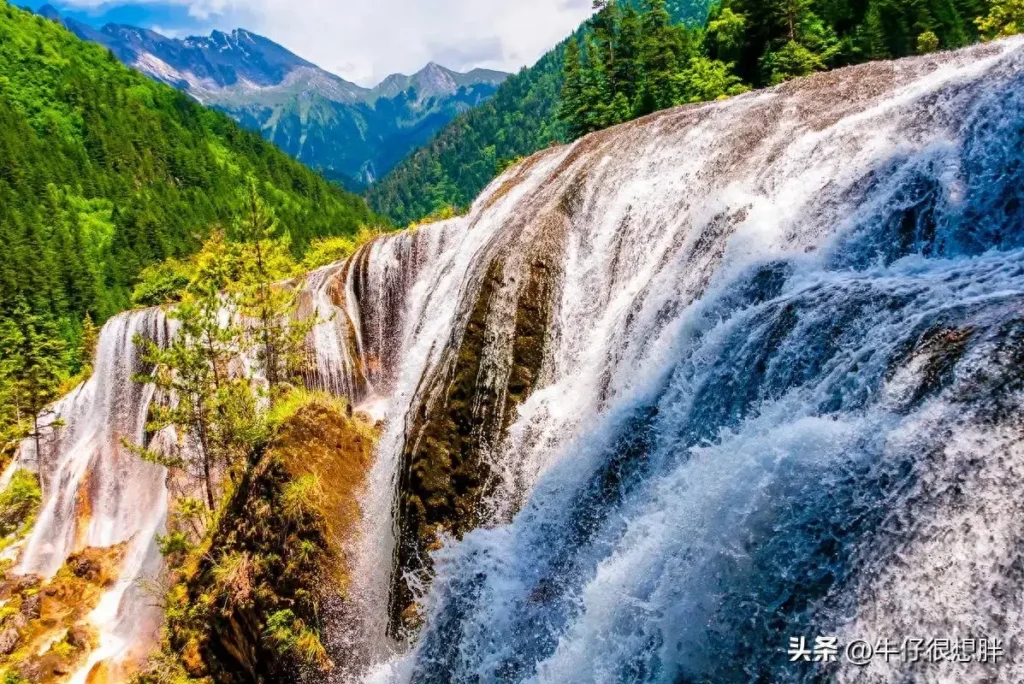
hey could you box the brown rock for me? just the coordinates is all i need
[68,555,101,582]
[67,624,94,649]
[18,661,43,681]
[0,627,20,655]
[9,613,27,631]
[20,592,40,619]
[15,575,41,593]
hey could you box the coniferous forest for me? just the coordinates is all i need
[369,0,1015,224]
[0,0,1022,680]
[558,0,1005,136]
[0,1,377,451]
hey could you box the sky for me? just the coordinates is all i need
[25,0,595,86]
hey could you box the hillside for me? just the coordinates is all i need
[366,1,707,224]
[0,1,375,350]
[14,35,1024,681]
[38,7,508,188]
[222,62,506,187]
[368,0,991,225]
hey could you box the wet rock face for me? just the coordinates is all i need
[388,239,562,635]
[0,547,123,683]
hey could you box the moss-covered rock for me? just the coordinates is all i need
[137,393,377,684]
[0,545,124,684]
[389,250,558,636]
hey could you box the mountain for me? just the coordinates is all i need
[16,35,1024,681]
[0,0,375,346]
[36,5,508,187]
[365,1,708,225]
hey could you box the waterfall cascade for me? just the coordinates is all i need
[13,36,1024,683]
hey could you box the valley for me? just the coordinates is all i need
[1,0,1023,682]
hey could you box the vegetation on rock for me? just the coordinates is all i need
[391,249,559,635]
[0,471,41,552]
[0,545,127,684]
[133,393,378,684]
[128,181,319,512]
[119,179,379,682]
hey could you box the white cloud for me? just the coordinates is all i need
[55,0,595,85]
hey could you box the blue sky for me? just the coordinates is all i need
[24,2,212,36]
[25,0,594,86]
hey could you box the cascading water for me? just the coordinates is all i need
[16,309,171,678]
[353,37,1024,683]
[15,35,1024,684]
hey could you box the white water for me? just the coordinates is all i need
[16,36,1024,683]
[356,38,1024,683]
[16,309,170,676]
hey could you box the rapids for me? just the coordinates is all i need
[12,36,1024,683]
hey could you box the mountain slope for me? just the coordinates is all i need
[26,36,1024,680]
[38,6,508,187]
[220,61,506,186]
[0,1,375,340]
[366,1,706,224]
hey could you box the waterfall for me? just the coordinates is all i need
[356,37,1024,682]
[16,309,171,674]
[15,35,1024,683]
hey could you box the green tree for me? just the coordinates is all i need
[773,0,816,40]
[1,301,66,463]
[706,6,749,62]
[559,37,588,139]
[917,29,941,50]
[614,3,646,106]
[233,178,316,402]
[761,39,828,83]
[581,37,614,133]
[976,0,1024,38]
[860,1,893,58]
[638,0,687,114]
[79,313,99,374]
[676,56,751,102]
[592,0,623,93]
[607,91,634,126]
[133,274,245,509]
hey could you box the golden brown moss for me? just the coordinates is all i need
[0,544,126,684]
[135,392,377,684]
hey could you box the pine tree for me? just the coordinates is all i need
[0,320,25,459]
[132,233,248,510]
[860,1,892,58]
[607,91,634,126]
[79,313,99,374]
[706,6,749,63]
[559,37,588,139]
[3,301,66,464]
[614,3,645,107]
[773,0,816,40]
[638,0,684,114]
[581,37,614,133]
[233,177,316,402]
[592,0,622,94]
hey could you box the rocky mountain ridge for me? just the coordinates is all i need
[36,5,508,188]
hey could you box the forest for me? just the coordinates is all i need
[558,0,1015,136]
[0,2,378,457]
[368,0,1018,224]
